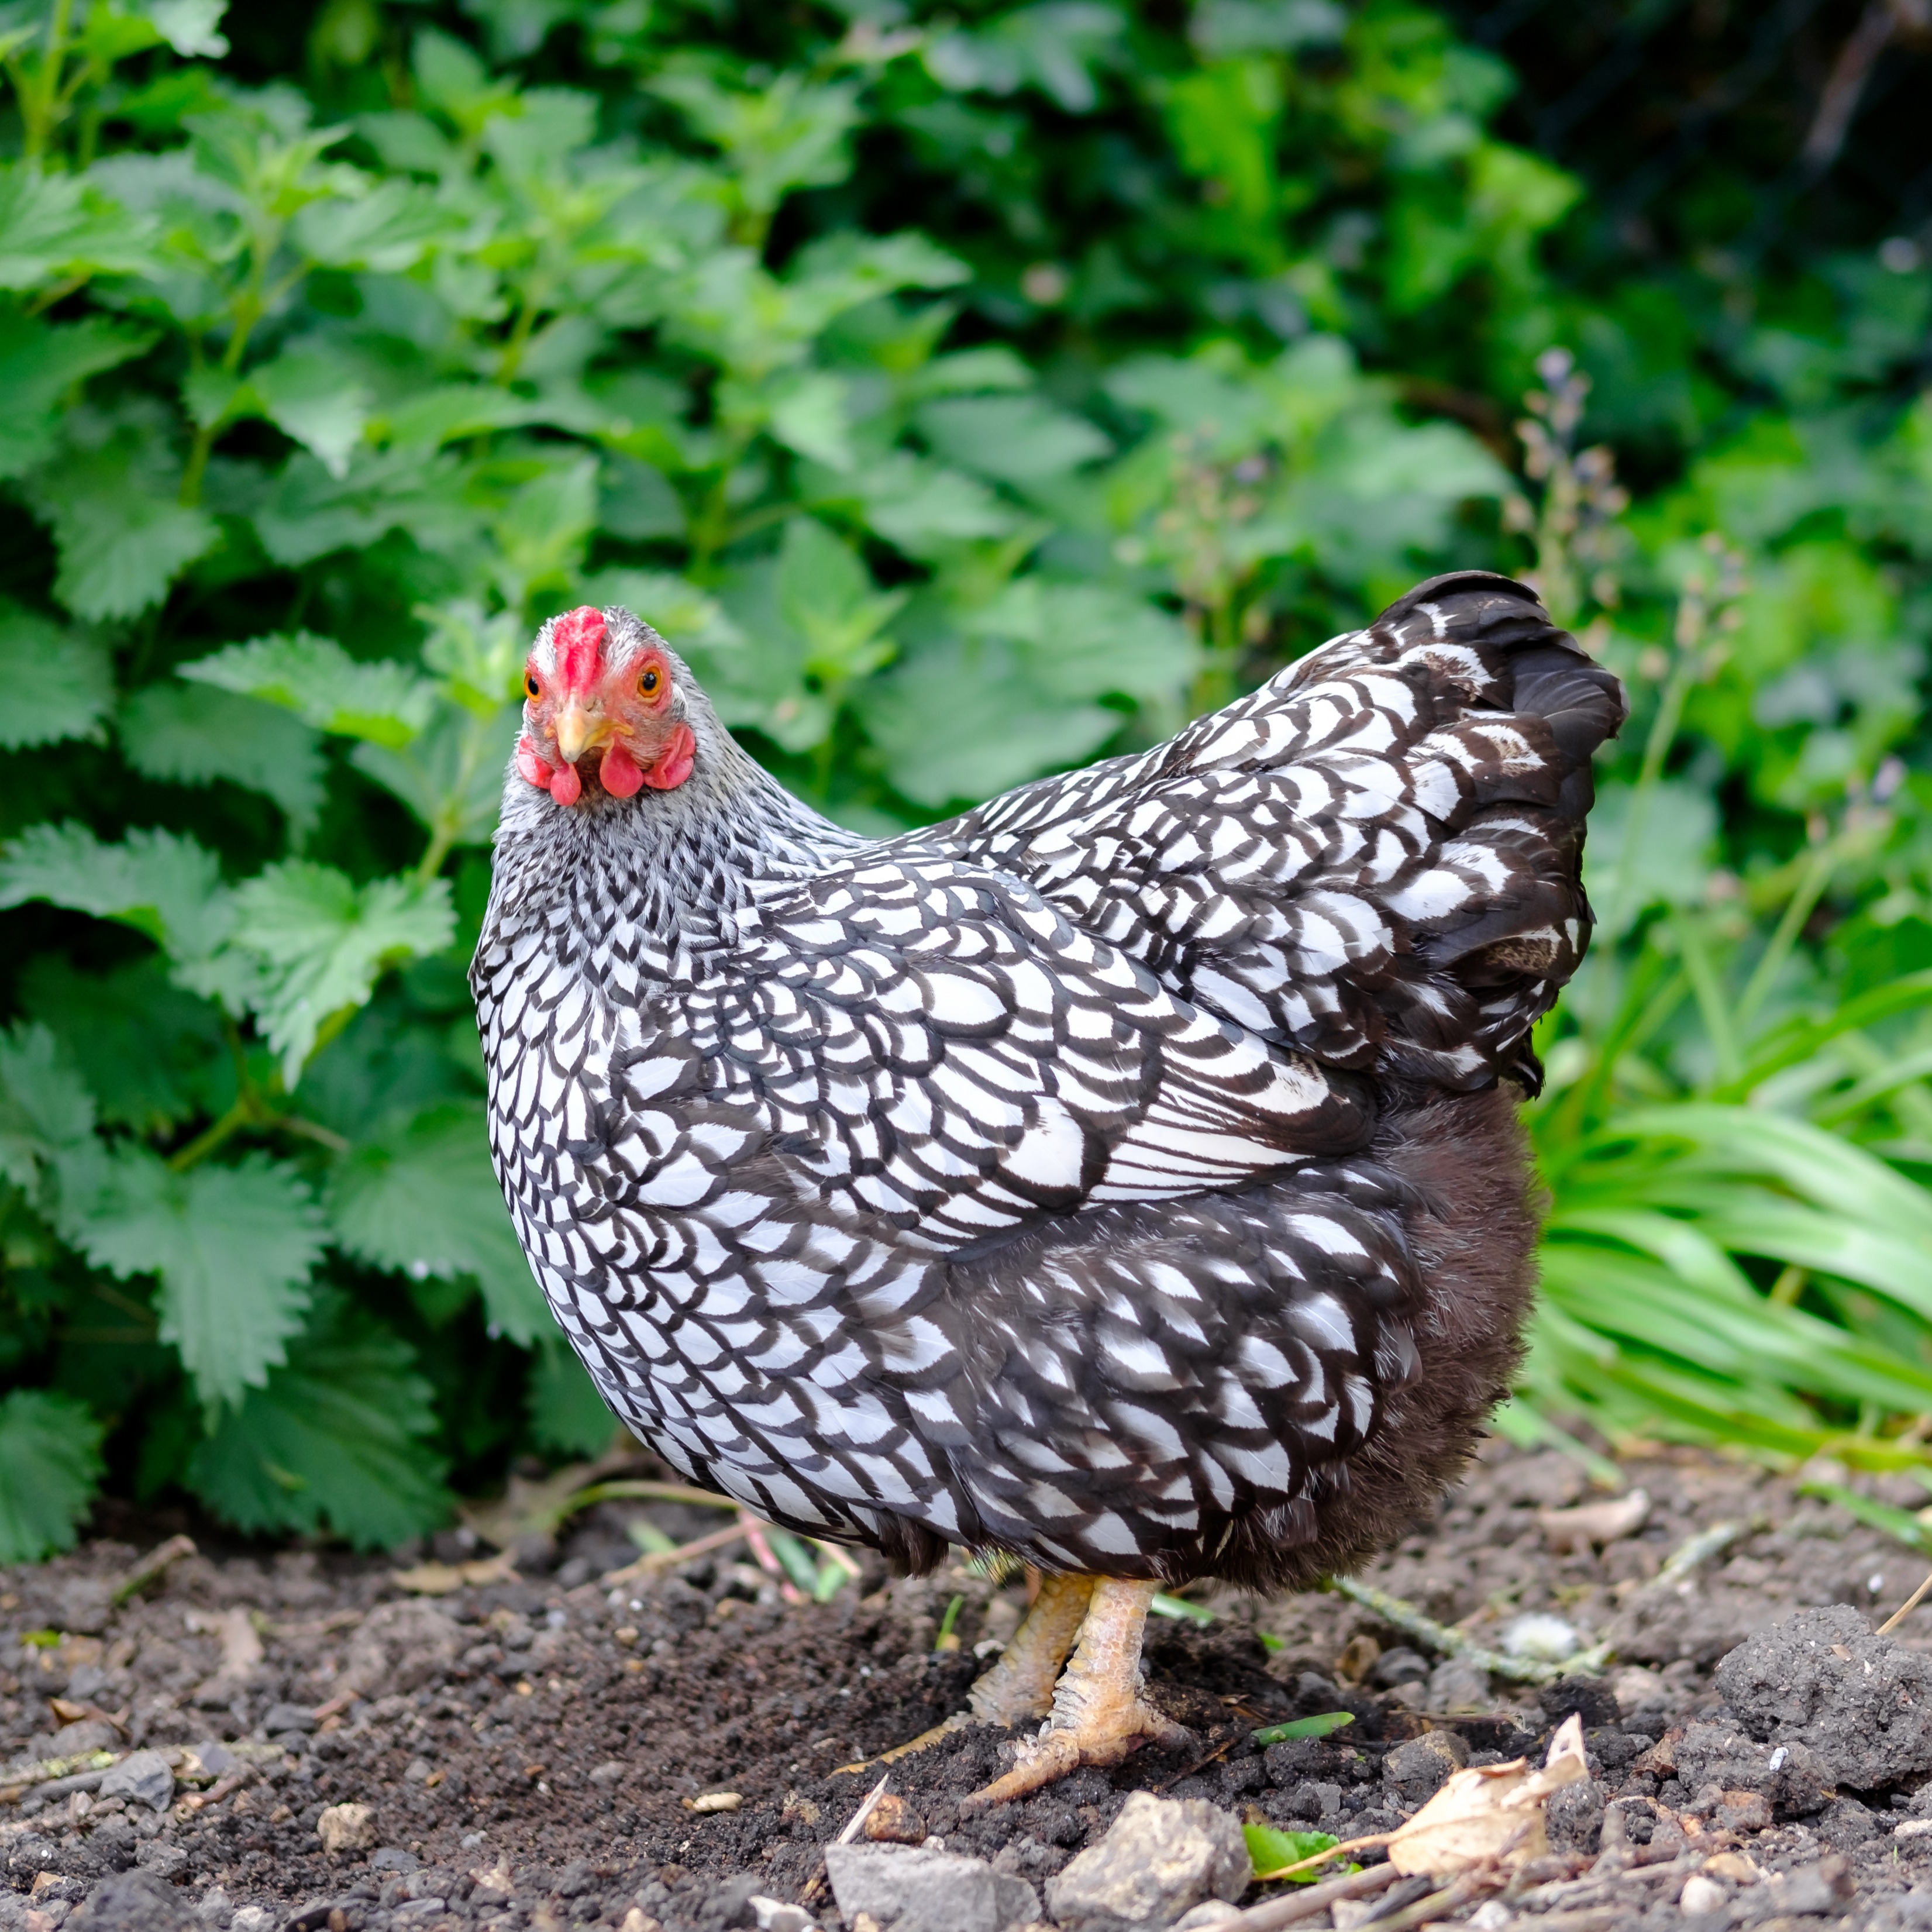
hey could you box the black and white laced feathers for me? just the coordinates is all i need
[472,572,1625,1588]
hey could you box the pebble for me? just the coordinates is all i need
[259,1703,315,1735]
[825,1840,1040,1932]
[1678,1874,1725,1916]
[1044,1791,1249,1932]
[315,1801,377,1852]
[98,1751,173,1812]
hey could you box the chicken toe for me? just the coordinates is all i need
[961,1578,1189,1809]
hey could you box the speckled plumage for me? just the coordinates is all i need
[472,571,1625,1588]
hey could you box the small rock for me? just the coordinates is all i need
[1545,1778,1606,1854]
[369,1848,420,1873]
[1537,1678,1620,1731]
[403,1758,433,1782]
[230,1912,275,1932]
[1763,1854,1855,1917]
[863,1795,928,1845]
[392,1900,448,1921]
[1818,1796,1882,1848]
[51,1721,119,1757]
[1427,1655,1492,1713]
[1678,1874,1725,1917]
[259,1702,315,1735]
[748,1901,817,1932]
[340,1600,462,1697]
[688,1790,742,1814]
[1716,1604,1932,1788]
[1371,1648,1431,1689]
[188,1741,237,1781]
[1169,1907,1242,1930]
[1044,1792,1248,1932]
[825,1841,1039,1932]
[590,1761,628,1785]
[99,1751,174,1812]
[1383,1732,1466,1804]
[315,1802,377,1854]
[1669,1719,1831,1817]
[135,1841,190,1881]
[194,1889,233,1928]
[66,1870,195,1930]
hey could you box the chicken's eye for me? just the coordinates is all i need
[524,671,541,700]
[639,665,662,697]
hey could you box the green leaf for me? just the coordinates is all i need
[1244,1822,1343,1882]
[224,863,456,1082]
[1252,1711,1356,1745]
[528,1336,615,1456]
[138,0,230,58]
[350,702,516,850]
[249,346,373,479]
[856,636,1122,808]
[28,406,219,621]
[0,311,151,481]
[0,600,113,748]
[0,164,159,291]
[186,1287,449,1548]
[1148,1590,1215,1625]
[966,580,1197,704]
[289,178,459,271]
[0,1390,105,1564]
[120,681,328,835]
[0,1021,96,1194]
[491,455,599,606]
[62,1149,326,1411]
[777,516,903,685]
[252,449,483,567]
[179,631,436,748]
[917,394,1112,486]
[0,822,232,962]
[326,1098,548,1344]
[19,957,231,1135]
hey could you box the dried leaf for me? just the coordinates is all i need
[1385,1713,1588,1876]
[392,1553,518,1594]
[1539,1488,1650,1554]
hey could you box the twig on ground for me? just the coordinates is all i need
[1652,1517,1757,1585]
[738,1513,807,1605]
[801,1773,893,1910]
[1225,1860,1400,1928]
[835,1773,892,1845]
[1326,1575,1610,1683]
[599,1520,746,1589]
[111,1534,196,1605]
[1879,1563,1932,1635]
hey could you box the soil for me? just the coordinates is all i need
[7,1437,1932,1932]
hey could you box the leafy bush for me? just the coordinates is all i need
[0,0,1928,1558]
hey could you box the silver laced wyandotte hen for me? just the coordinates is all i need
[473,570,1625,1806]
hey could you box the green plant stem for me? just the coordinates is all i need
[18,0,74,163]
[166,1097,256,1173]
[1736,836,1839,1032]
[1602,652,1697,943]
[1674,913,1741,1089]
[1323,1574,1609,1683]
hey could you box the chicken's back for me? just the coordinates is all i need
[938,571,1627,1098]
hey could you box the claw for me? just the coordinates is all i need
[962,1578,1188,1810]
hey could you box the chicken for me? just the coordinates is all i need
[471,572,1625,1804]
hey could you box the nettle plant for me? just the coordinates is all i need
[0,2,1515,1558]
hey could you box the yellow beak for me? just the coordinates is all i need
[554,698,596,764]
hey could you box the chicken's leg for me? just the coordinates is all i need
[842,1571,1095,1768]
[962,1577,1190,1809]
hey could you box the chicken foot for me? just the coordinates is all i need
[962,1577,1190,1809]
[839,1571,1095,1768]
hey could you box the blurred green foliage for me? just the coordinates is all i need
[0,0,1929,1559]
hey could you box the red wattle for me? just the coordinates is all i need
[643,723,696,791]
[549,762,583,807]
[600,741,645,798]
[515,735,553,789]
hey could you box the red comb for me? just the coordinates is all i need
[552,606,606,693]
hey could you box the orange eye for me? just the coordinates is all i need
[524,671,541,700]
[639,664,662,697]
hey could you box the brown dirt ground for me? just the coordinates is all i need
[6,1438,1932,1931]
